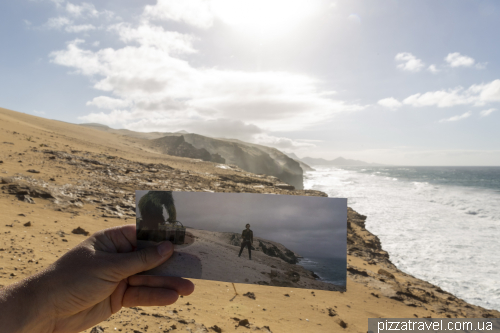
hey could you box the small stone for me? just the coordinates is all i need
[210,325,222,333]
[27,169,40,174]
[90,326,105,333]
[72,227,90,236]
[238,319,250,327]
[378,269,395,280]
[23,221,32,227]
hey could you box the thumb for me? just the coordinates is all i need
[116,241,174,278]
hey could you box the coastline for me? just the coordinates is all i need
[0,107,499,333]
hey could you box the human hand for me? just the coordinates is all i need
[0,224,194,333]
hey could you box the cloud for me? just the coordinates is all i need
[395,52,424,72]
[44,16,72,29]
[403,79,500,108]
[65,2,99,18]
[377,97,402,109]
[439,111,472,123]
[252,133,316,150]
[427,64,440,73]
[86,96,131,109]
[51,34,365,132]
[445,52,475,67]
[143,0,214,29]
[110,23,197,54]
[480,108,496,117]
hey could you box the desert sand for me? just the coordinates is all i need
[0,106,498,333]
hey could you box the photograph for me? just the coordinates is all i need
[136,190,347,291]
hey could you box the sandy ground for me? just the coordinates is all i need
[0,107,498,333]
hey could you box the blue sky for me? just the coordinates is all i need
[1,0,499,165]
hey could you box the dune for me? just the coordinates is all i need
[0,107,498,333]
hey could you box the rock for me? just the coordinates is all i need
[27,169,40,174]
[23,221,32,227]
[275,183,295,190]
[243,292,256,300]
[284,294,290,297]
[210,325,222,333]
[90,326,105,333]
[237,319,250,328]
[378,269,396,280]
[328,308,337,317]
[335,318,348,328]
[72,227,90,236]
[0,161,3,163]
[23,195,35,204]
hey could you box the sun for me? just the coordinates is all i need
[211,0,321,38]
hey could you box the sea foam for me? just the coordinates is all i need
[304,166,500,311]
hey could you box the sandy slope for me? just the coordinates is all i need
[141,229,343,292]
[0,107,498,333]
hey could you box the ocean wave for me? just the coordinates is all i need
[304,166,500,310]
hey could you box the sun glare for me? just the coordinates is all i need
[211,0,321,37]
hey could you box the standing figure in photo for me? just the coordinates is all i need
[238,223,253,260]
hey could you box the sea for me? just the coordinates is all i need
[303,166,500,311]
[298,257,347,287]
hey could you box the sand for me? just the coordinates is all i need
[0,106,498,333]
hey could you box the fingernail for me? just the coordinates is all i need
[157,241,173,257]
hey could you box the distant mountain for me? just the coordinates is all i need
[301,156,382,166]
[283,152,315,171]
[79,123,305,189]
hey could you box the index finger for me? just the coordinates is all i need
[128,275,195,296]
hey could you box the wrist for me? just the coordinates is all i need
[0,272,55,333]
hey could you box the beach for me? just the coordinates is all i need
[0,107,498,333]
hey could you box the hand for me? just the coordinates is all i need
[0,225,194,333]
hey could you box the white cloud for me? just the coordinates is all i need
[395,52,424,72]
[86,96,131,109]
[403,79,500,108]
[427,64,440,73]
[439,111,472,123]
[51,35,365,132]
[143,0,214,29]
[66,2,99,18]
[445,52,475,68]
[377,97,402,109]
[480,108,496,117]
[253,133,316,150]
[110,23,197,54]
[44,16,72,29]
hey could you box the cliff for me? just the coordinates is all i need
[80,124,305,190]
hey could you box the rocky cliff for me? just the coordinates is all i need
[79,124,305,190]
[148,135,225,164]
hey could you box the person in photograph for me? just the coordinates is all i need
[238,223,254,260]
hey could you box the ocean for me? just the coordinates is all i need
[304,166,500,311]
[298,257,347,287]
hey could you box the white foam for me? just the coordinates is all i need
[304,167,500,310]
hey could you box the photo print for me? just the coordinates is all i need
[136,190,347,292]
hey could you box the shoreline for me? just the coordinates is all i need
[1,107,499,333]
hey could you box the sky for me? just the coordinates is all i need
[136,191,347,259]
[1,0,500,165]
